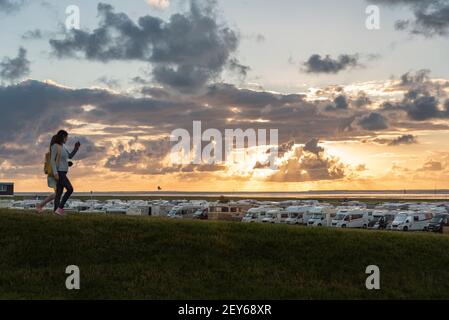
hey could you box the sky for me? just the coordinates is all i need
[1,0,449,192]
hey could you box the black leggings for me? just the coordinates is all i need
[54,171,74,211]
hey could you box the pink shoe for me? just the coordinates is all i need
[55,208,65,216]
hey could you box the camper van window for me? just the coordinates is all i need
[0,185,6,192]
[414,216,419,222]
[335,214,345,221]
[231,207,237,213]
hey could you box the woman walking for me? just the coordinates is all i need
[51,130,81,216]
[36,135,58,213]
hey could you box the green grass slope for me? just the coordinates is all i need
[1,209,449,300]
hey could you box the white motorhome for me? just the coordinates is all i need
[274,210,291,224]
[241,207,280,223]
[285,206,313,225]
[167,204,206,219]
[242,207,265,223]
[262,210,278,223]
[331,209,370,229]
[127,206,151,216]
[391,211,433,231]
[307,206,337,227]
[368,210,396,230]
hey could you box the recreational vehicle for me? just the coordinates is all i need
[167,204,207,219]
[285,206,313,225]
[391,211,433,231]
[368,211,396,230]
[307,207,337,227]
[331,209,370,229]
[193,208,209,220]
[241,207,278,223]
[208,202,253,221]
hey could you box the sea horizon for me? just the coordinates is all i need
[14,189,449,200]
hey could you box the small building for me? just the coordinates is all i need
[0,182,14,197]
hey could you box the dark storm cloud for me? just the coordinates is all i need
[268,139,346,182]
[325,95,349,111]
[0,0,24,13]
[303,138,324,155]
[383,70,449,121]
[369,0,449,37]
[303,54,360,74]
[382,87,449,121]
[400,69,431,87]
[49,1,246,92]
[389,134,418,146]
[369,134,418,146]
[203,83,305,109]
[357,112,389,130]
[2,78,446,177]
[0,80,113,146]
[0,47,30,82]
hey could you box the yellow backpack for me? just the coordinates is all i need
[44,145,61,176]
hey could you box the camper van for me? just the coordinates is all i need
[368,211,396,230]
[241,207,280,223]
[285,206,313,225]
[167,204,206,219]
[208,202,252,221]
[391,211,433,231]
[307,207,337,227]
[331,209,370,229]
[274,210,291,224]
[242,207,263,223]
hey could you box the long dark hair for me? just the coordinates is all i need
[54,130,68,145]
[50,135,58,146]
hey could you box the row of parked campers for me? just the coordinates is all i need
[242,206,449,232]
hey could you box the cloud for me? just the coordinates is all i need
[96,76,121,89]
[146,0,170,10]
[370,134,418,146]
[420,160,444,171]
[383,87,446,121]
[325,95,349,111]
[268,139,346,182]
[22,29,44,40]
[303,138,324,154]
[369,0,449,37]
[49,1,246,92]
[382,70,449,121]
[303,54,360,74]
[1,77,447,179]
[357,112,389,130]
[0,0,24,13]
[0,47,30,82]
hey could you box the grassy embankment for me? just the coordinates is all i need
[1,209,449,299]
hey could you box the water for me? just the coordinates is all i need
[17,190,449,200]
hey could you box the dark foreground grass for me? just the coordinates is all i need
[1,209,449,300]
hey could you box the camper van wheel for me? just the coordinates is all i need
[403,226,409,232]
[318,224,322,227]
[342,225,346,228]
[362,224,367,229]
